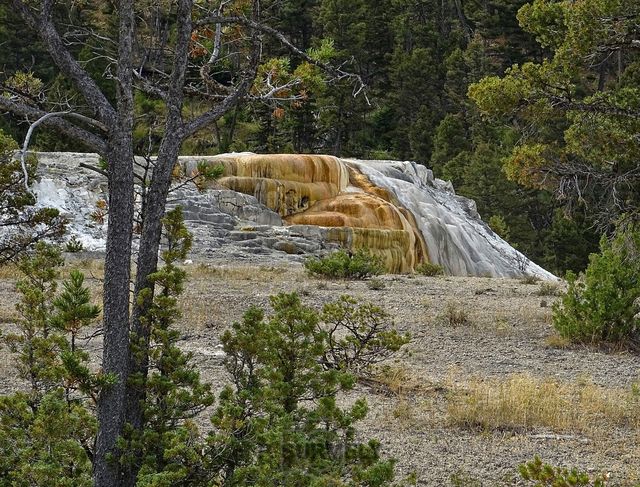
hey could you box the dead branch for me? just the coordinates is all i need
[195,15,368,101]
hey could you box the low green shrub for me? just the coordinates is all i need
[304,248,384,279]
[210,292,412,485]
[415,262,444,276]
[64,236,84,253]
[320,294,410,374]
[0,243,102,485]
[519,456,607,486]
[553,228,640,345]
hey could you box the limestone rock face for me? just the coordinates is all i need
[177,154,426,273]
[172,189,282,228]
[286,194,420,273]
[181,154,349,217]
[29,152,554,279]
[348,159,542,277]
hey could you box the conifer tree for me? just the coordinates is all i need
[469,0,640,228]
[0,243,102,486]
[125,207,214,485]
[208,292,410,486]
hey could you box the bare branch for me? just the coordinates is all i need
[0,95,108,154]
[134,72,169,101]
[538,157,640,231]
[256,72,302,100]
[11,0,116,126]
[20,111,70,190]
[79,162,109,178]
[166,0,194,118]
[183,9,262,138]
[207,0,231,65]
[195,15,368,100]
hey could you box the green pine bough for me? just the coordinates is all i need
[553,226,640,346]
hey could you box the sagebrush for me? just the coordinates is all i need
[415,262,444,277]
[304,249,384,279]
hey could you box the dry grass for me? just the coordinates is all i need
[517,304,554,327]
[369,364,426,396]
[441,301,472,327]
[537,281,561,297]
[187,263,292,282]
[179,293,225,329]
[179,264,301,329]
[545,333,572,349]
[368,365,435,430]
[389,397,421,428]
[447,373,640,435]
[71,257,104,275]
[520,275,541,285]
[0,295,19,324]
[492,313,512,336]
[0,264,19,279]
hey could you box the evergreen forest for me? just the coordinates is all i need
[3,0,638,274]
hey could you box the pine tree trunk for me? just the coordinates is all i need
[122,130,183,486]
[94,137,135,487]
[94,0,136,483]
[120,3,193,483]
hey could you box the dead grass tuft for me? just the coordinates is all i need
[0,264,19,280]
[0,296,19,324]
[493,313,511,335]
[520,275,541,285]
[447,373,640,435]
[545,333,572,349]
[177,294,219,329]
[389,397,421,429]
[441,301,472,327]
[368,365,435,430]
[187,263,291,282]
[537,281,561,296]
[368,364,426,396]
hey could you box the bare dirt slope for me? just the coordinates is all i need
[1,260,638,485]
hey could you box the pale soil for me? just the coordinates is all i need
[1,258,639,486]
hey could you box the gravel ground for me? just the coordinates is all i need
[1,258,639,486]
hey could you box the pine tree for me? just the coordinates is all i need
[126,207,214,485]
[468,0,640,228]
[0,243,102,486]
[208,292,410,486]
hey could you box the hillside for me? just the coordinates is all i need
[1,258,637,486]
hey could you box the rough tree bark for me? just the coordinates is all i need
[93,0,136,483]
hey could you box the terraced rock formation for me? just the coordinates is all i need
[31,152,554,278]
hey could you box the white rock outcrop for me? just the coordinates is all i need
[29,152,554,279]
